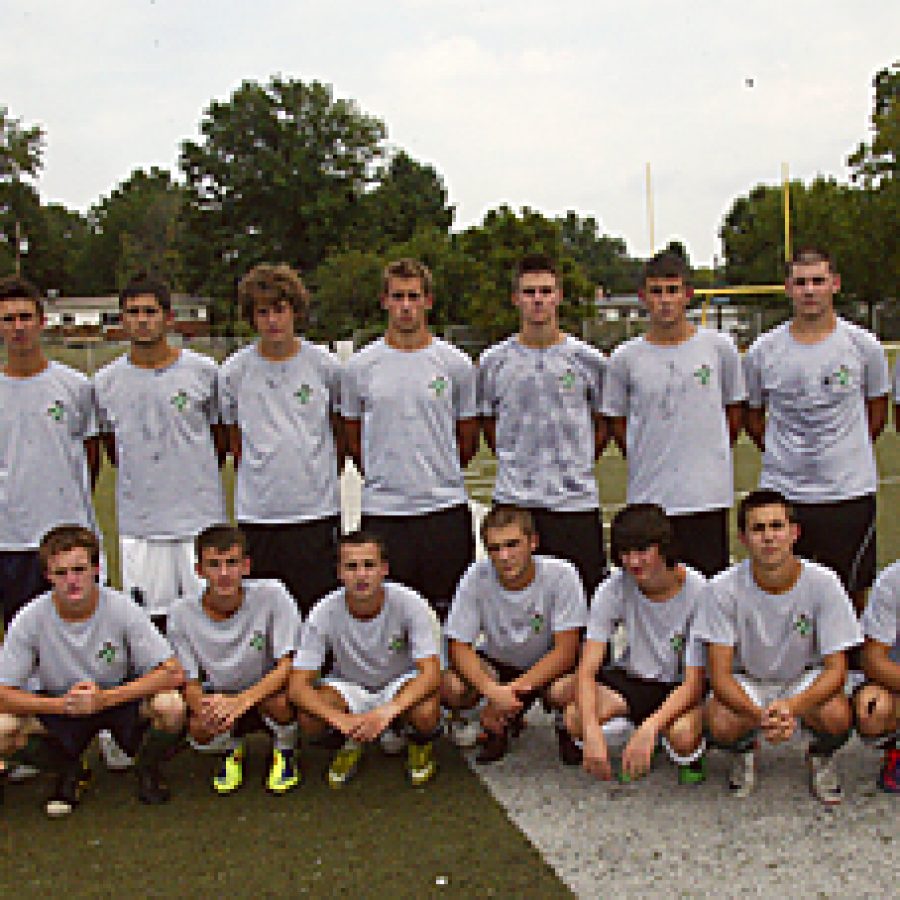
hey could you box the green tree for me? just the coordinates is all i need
[558,212,641,295]
[309,249,383,342]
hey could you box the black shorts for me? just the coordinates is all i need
[792,494,876,593]
[525,507,607,599]
[241,516,340,616]
[597,668,678,726]
[39,700,146,760]
[0,549,49,628]
[669,508,729,578]
[362,503,475,622]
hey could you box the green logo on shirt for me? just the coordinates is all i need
[831,365,851,387]
[250,630,265,651]
[389,632,408,653]
[47,400,65,422]
[170,389,190,412]
[559,370,576,390]
[693,364,712,386]
[670,632,686,655]
[97,641,117,665]
[294,384,312,405]
[794,614,813,637]
[429,376,449,397]
[529,612,545,634]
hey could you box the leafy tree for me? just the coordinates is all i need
[558,212,641,295]
[309,248,383,342]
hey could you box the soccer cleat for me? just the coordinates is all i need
[556,725,583,766]
[45,758,92,818]
[678,755,707,785]
[327,742,363,789]
[728,749,756,798]
[213,743,245,795]
[136,764,171,805]
[99,729,135,771]
[809,754,843,806]
[407,741,437,787]
[379,727,408,756]
[877,747,900,793]
[448,713,480,749]
[7,763,40,782]
[267,748,301,794]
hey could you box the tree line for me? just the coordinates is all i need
[1,63,895,343]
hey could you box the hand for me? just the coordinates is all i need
[582,730,612,781]
[480,701,510,736]
[762,701,795,744]
[200,694,245,732]
[348,706,396,743]
[621,722,658,780]
[63,681,104,716]
[158,660,185,692]
[486,683,524,719]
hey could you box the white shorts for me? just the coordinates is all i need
[120,536,203,616]
[734,668,822,710]
[323,672,418,715]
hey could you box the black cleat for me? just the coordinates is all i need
[136,765,171,805]
[556,725,583,766]
[46,759,92,818]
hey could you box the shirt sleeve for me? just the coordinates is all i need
[550,563,588,632]
[93,373,113,433]
[270,582,301,660]
[600,348,628,418]
[166,608,201,682]
[340,358,362,420]
[203,362,220,425]
[585,349,605,414]
[861,333,890,399]
[123,600,174,674]
[684,596,710,669]
[406,593,440,661]
[218,359,239,426]
[742,342,764,409]
[718,335,747,405]
[326,352,341,415]
[861,568,898,647]
[444,565,481,646]
[585,573,624,644]
[815,573,863,657]
[453,353,477,420]
[476,351,497,418]
[0,611,38,687]
[692,579,737,647]
[293,608,330,671]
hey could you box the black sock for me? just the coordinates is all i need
[137,728,182,769]
[408,725,442,745]
[808,729,850,758]
[10,734,71,771]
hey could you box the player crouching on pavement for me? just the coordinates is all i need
[290,531,442,788]
[564,504,707,784]
[0,526,185,815]
[696,490,861,805]
[853,560,899,792]
[167,525,301,795]
[442,506,587,764]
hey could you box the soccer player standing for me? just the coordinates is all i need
[220,264,342,614]
[0,275,100,628]
[478,255,607,596]
[341,259,478,621]
[743,248,889,612]
[602,252,745,578]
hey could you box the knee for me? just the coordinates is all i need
[665,709,703,755]
[705,700,747,743]
[813,696,852,736]
[262,692,294,725]
[563,703,583,739]
[0,713,26,754]
[149,691,186,732]
[440,671,467,708]
[854,686,893,737]
[545,675,575,710]
[409,694,441,732]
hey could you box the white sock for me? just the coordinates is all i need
[269,721,298,752]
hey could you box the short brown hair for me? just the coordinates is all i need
[512,254,558,292]
[382,258,433,297]
[785,247,834,278]
[338,529,388,563]
[119,272,171,311]
[237,263,310,325]
[610,504,678,568]
[0,274,43,314]
[737,490,797,533]
[39,525,101,571]
[195,524,248,560]
[480,505,536,544]
[640,251,690,288]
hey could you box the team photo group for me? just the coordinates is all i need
[0,246,897,821]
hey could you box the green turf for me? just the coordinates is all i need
[0,739,571,898]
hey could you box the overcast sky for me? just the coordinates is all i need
[2,1,897,265]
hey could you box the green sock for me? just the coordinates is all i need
[137,728,184,768]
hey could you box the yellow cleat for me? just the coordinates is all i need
[213,743,245,795]
[327,741,363,789]
[267,748,301,794]
[407,741,437,787]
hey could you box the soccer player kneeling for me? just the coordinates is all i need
[290,532,441,788]
[167,525,301,795]
[442,506,586,764]
[853,561,899,793]
[696,490,861,805]
[0,526,185,816]
[564,505,707,784]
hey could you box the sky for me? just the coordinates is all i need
[2,0,897,265]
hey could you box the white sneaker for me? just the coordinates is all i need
[448,714,480,749]
[99,729,134,771]
[7,763,40,782]
[379,728,408,756]
[728,749,756,798]
[809,754,843,806]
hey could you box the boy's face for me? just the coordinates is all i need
[121,293,170,346]
[640,277,691,327]
[740,504,799,571]
[513,271,560,328]
[484,523,537,588]
[786,261,839,321]
[253,298,295,345]
[382,276,432,334]
[47,546,99,610]
[338,542,388,604]
[197,543,250,606]
[618,544,668,588]
[0,298,43,352]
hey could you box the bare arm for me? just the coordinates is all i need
[290,668,351,732]
[183,679,206,719]
[866,395,888,443]
[609,416,626,457]
[707,643,762,720]
[510,629,581,694]
[725,403,744,447]
[862,638,900,694]
[450,640,502,699]
[641,666,705,735]
[98,657,185,709]
[785,651,847,718]
[0,685,70,717]
[233,655,292,713]
[84,436,101,490]
[744,406,766,452]
[480,416,496,455]
[456,417,479,469]
[331,414,347,474]
[593,414,609,460]
[378,656,440,720]
[576,638,608,741]
[342,417,363,473]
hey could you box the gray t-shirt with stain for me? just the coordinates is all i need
[861,561,900,665]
